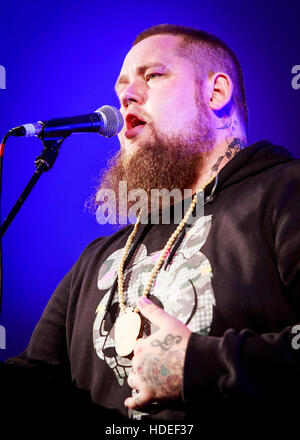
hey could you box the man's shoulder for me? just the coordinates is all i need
[266,158,300,181]
[79,224,133,259]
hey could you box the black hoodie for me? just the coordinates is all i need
[2,140,300,427]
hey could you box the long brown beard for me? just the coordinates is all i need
[90,104,215,224]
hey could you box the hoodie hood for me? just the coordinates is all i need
[204,140,295,200]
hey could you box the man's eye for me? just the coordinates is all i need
[146,73,163,82]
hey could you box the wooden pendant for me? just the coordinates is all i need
[115,309,141,357]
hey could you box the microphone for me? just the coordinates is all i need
[9,105,124,138]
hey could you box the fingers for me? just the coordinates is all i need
[138,297,174,328]
[126,368,153,410]
[124,388,152,410]
[133,337,144,356]
[124,395,140,410]
[127,370,143,390]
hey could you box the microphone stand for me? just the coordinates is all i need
[0,135,67,317]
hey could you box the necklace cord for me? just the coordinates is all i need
[117,175,217,315]
[204,174,219,204]
[165,176,219,269]
[103,222,152,322]
[164,225,186,269]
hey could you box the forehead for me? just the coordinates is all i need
[119,34,186,74]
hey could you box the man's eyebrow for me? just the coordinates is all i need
[114,62,167,94]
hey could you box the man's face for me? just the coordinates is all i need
[115,34,208,154]
[92,34,215,218]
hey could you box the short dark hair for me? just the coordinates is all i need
[133,24,248,131]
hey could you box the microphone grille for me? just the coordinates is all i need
[96,105,124,137]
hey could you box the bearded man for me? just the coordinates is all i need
[1,24,300,431]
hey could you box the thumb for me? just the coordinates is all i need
[137,296,173,327]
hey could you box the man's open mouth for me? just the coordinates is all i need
[125,113,147,138]
[126,114,147,130]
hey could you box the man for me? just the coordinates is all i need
[1,24,300,429]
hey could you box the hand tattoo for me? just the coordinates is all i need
[138,350,184,399]
[134,333,185,400]
[151,333,182,351]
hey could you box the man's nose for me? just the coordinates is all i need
[120,81,146,108]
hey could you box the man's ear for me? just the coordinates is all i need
[208,72,233,111]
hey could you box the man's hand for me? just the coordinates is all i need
[124,297,192,410]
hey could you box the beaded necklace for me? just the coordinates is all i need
[114,175,216,357]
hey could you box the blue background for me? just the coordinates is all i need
[0,0,299,360]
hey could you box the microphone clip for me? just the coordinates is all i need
[35,136,67,171]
